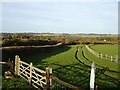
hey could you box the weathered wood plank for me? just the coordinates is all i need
[20,61,29,66]
[14,55,20,76]
[32,66,46,74]
[0,62,8,64]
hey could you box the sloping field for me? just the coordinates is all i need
[22,44,119,89]
[78,45,119,79]
[82,46,118,71]
[89,44,118,56]
[2,44,119,89]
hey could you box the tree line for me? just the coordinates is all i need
[1,33,118,47]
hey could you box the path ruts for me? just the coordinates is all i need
[75,45,120,81]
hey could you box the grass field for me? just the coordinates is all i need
[21,44,119,89]
[2,44,119,89]
[89,44,118,56]
[77,45,119,79]
[82,46,118,71]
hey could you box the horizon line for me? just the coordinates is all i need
[1,32,118,34]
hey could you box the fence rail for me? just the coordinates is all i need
[86,45,118,63]
[0,62,8,64]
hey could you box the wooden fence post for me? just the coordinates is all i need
[100,54,102,58]
[46,67,52,90]
[29,62,33,84]
[11,61,14,68]
[14,55,20,76]
[115,55,118,63]
[9,60,14,73]
[95,84,99,90]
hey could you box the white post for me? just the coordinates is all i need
[29,62,33,84]
[90,61,96,90]
[100,54,102,58]
[111,56,113,62]
[106,55,107,59]
[15,55,20,76]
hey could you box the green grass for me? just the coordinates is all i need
[22,45,92,89]
[89,45,118,56]
[23,45,79,71]
[1,76,36,90]
[82,46,118,71]
[79,46,119,79]
[22,45,119,89]
[2,44,119,89]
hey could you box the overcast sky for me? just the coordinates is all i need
[1,0,119,34]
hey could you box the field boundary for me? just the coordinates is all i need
[76,46,120,80]
[1,44,120,89]
[85,45,118,63]
[0,43,63,50]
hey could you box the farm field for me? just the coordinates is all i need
[1,44,119,90]
[89,44,118,56]
[82,46,119,71]
[1,2,119,89]
[21,44,119,89]
[78,45,119,79]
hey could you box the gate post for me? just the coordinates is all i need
[90,61,96,90]
[45,67,52,90]
[29,62,33,84]
[14,55,20,76]
[100,54,102,58]
[111,56,113,62]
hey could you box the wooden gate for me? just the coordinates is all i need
[14,55,85,90]
[14,55,52,90]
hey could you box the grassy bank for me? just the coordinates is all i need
[2,44,119,89]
